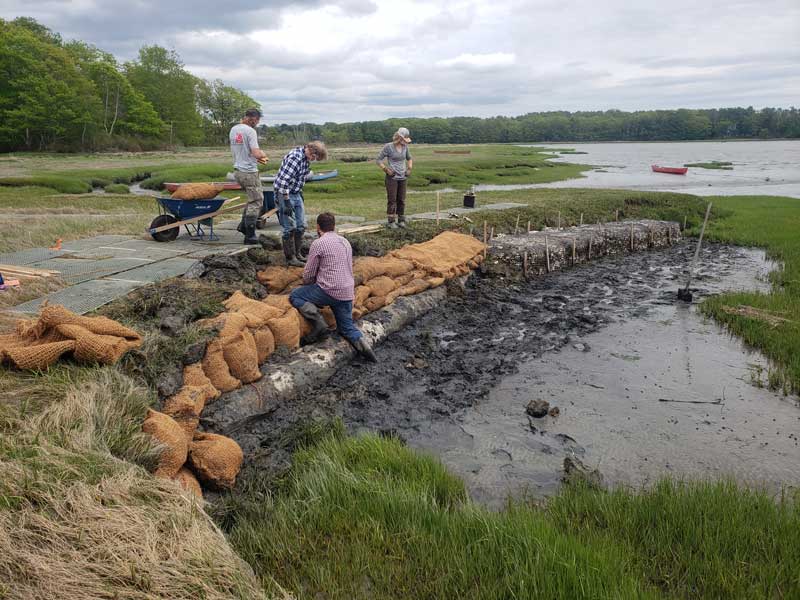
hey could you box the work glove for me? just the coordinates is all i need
[279,197,292,219]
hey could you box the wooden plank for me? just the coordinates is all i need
[342,224,384,235]
[0,264,59,277]
[147,198,245,233]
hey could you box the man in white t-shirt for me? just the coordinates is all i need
[229,108,268,244]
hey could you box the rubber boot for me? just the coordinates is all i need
[397,217,407,229]
[242,216,259,245]
[351,336,377,363]
[296,302,330,345]
[283,237,304,267]
[293,230,307,263]
[386,220,398,230]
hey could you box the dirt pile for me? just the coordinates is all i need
[0,304,142,369]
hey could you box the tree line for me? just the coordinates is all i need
[0,17,259,151]
[1,17,798,152]
[265,107,800,146]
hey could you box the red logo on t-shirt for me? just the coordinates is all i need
[234,133,243,144]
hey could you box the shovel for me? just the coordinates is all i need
[678,202,712,302]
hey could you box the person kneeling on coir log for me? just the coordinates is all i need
[289,212,377,362]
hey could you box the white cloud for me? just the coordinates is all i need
[437,52,516,69]
[1,0,798,123]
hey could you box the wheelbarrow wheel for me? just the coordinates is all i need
[149,214,179,242]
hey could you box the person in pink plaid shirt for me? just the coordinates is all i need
[289,212,377,362]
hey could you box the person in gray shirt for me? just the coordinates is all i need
[229,108,268,244]
[376,127,413,228]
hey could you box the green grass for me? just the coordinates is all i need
[701,195,800,393]
[227,433,800,599]
[0,186,155,252]
[103,183,131,194]
[0,175,91,194]
[684,161,734,170]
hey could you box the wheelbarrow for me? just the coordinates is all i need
[148,196,245,242]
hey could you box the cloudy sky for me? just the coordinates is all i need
[2,0,799,124]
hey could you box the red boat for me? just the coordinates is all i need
[651,165,688,175]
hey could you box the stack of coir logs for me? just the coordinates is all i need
[257,231,486,319]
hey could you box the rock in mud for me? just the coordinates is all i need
[526,399,550,418]
[548,406,560,417]
[182,261,206,279]
[159,314,185,336]
[182,341,207,365]
[257,235,281,251]
[246,247,272,264]
[562,455,603,489]
[157,368,183,399]
[203,255,242,271]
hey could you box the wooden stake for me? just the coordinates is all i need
[483,221,488,258]
[557,211,561,230]
[579,212,583,226]
[683,215,687,231]
[667,227,671,245]
[514,215,520,235]
[490,226,495,240]
[588,236,593,258]
[436,191,440,226]
[615,209,619,222]
[572,237,577,264]
[630,223,635,251]
[523,251,529,278]
[527,220,531,234]
[545,236,551,273]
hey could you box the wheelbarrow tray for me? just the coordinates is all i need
[159,197,227,219]
[148,197,246,242]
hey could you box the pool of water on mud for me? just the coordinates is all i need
[408,248,800,507]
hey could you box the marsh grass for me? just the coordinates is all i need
[701,195,800,392]
[684,161,734,170]
[229,433,800,599]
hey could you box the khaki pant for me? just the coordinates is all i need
[385,176,407,222]
[234,170,263,219]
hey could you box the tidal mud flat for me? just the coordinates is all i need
[234,241,800,504]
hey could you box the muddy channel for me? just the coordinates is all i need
[235,242,800,506]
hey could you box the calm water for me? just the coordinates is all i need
[514,140,800,198]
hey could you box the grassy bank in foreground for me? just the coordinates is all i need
[226,433,800,599]
[0,365,268,599]
[702,195,800,393]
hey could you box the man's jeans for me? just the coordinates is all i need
[289,283,362,342]
[276,192,306,240]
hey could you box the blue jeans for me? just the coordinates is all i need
[276,192,306,240]
[289,283,362,342]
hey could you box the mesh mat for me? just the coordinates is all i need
[0,248,66,266]
[26,257,149,284]
[10,279,141,315]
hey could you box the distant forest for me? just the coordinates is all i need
[2,17,798,152]
[266,107,800,146]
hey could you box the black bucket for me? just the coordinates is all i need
[463,192,476,208]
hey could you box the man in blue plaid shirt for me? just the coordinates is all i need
[274,141,327,266]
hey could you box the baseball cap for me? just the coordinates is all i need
[396,127,412,143]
